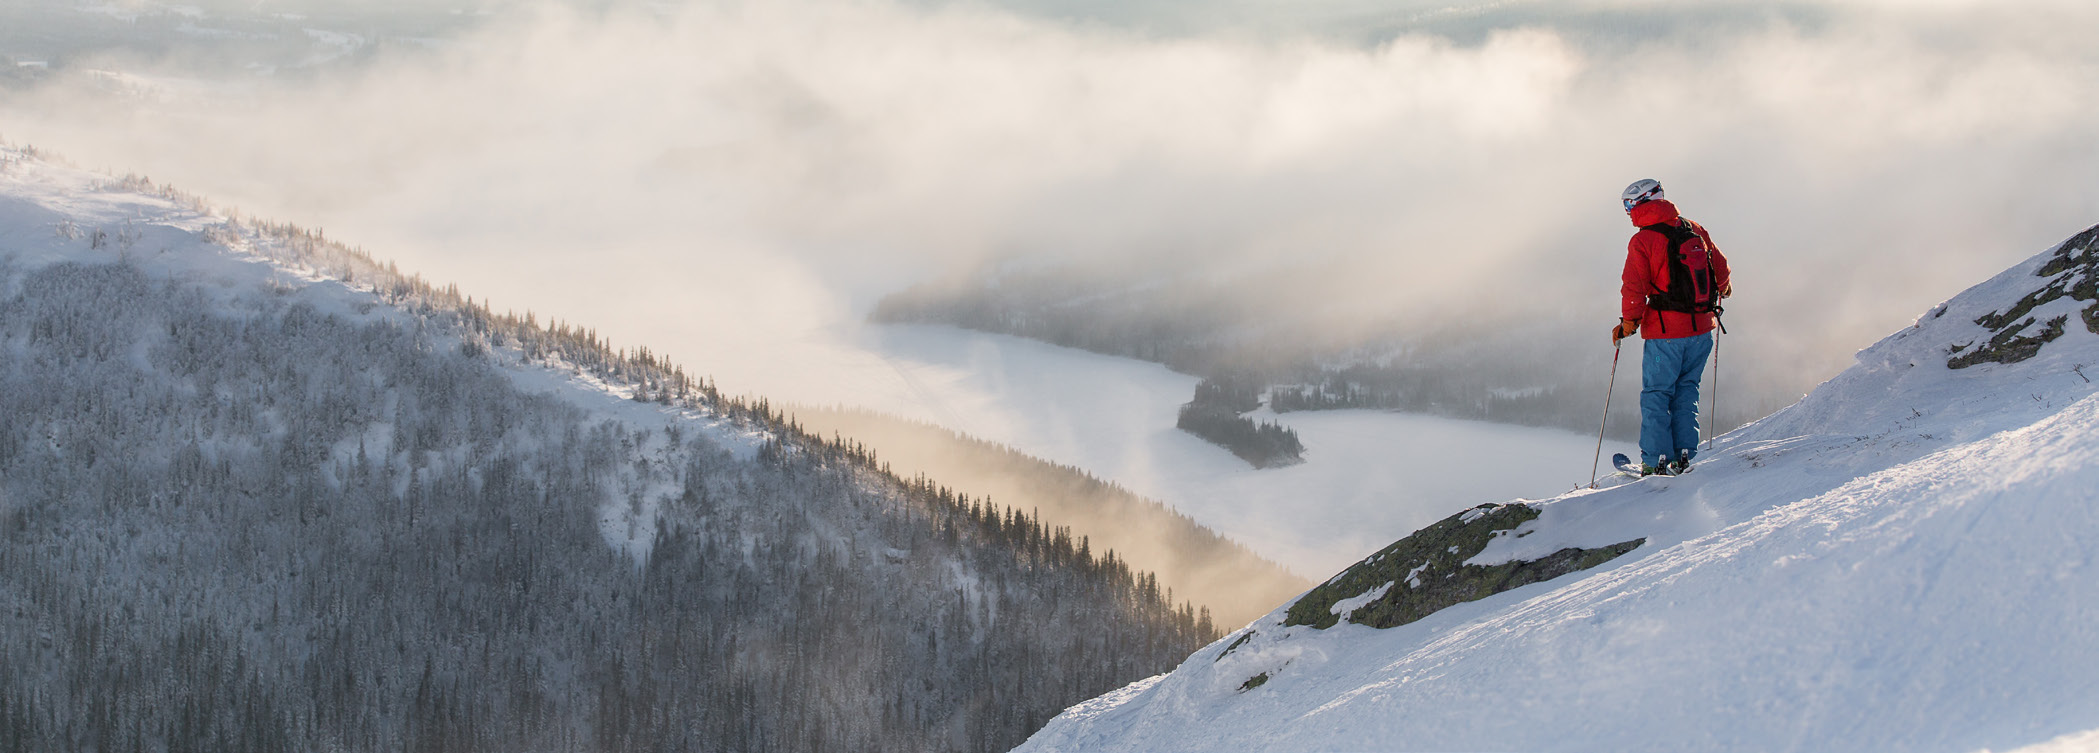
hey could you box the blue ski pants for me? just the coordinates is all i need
[1640,332,1713,468]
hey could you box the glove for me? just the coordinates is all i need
[1611,318,1638,343]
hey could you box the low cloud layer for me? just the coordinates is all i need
[4,0,2097,405]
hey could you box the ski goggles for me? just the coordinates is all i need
[1623,188,1664,213]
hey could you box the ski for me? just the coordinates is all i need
[1613,452,1694,478]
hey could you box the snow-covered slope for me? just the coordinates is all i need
[1015,223,2099,752]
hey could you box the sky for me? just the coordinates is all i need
[2,0,2097,410]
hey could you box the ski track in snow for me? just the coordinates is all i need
[1016,225,2099,752]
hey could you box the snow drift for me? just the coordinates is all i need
[1015,223,2099,752]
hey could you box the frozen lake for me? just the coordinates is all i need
[731,322,1634,577]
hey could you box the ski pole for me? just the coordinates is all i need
[1589,340,1622,489]
[1708,317,1721,453]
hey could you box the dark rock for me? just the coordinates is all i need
[1215,630,1257,662]
[1952,223,2099,369]
[1284,503,1643,631]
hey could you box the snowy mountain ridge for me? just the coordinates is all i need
[1015,222,2099,752]
[1,144,771,559]
[0,144,1220,753]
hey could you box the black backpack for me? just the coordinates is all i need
[1642,221,1720,328]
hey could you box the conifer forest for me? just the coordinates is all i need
[0,224,1217,753]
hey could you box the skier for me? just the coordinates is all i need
[1611,179,1731,475]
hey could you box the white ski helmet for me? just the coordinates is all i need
[1622,179,1664,212]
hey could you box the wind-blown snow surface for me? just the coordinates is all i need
[1016,228,2099,752]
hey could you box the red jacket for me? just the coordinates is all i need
[1622,199,1730,339]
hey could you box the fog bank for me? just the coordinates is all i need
[4,0,2096,423]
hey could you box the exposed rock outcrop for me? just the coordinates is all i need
[1281,503,1642,631]
[1950,222,2099,368]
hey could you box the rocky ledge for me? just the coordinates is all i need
[1280,503,1643,631]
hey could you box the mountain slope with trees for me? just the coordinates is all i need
[0,145,1216,753]
[785,404,1309,626]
